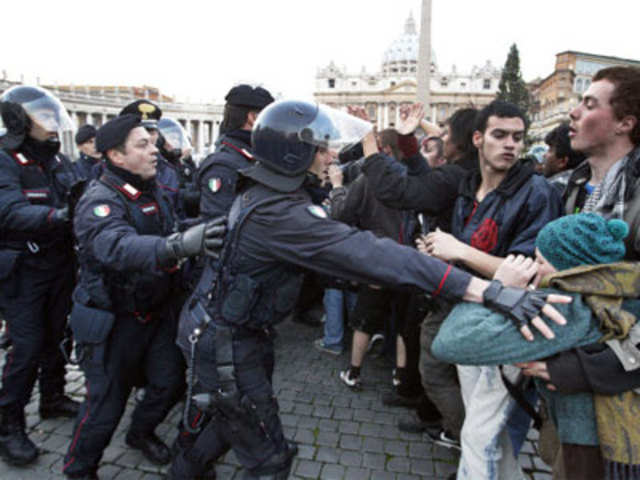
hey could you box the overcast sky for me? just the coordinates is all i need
[4,0,639,104]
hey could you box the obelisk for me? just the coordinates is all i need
[416,0,432,112]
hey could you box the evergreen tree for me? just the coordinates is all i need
[497,43,531,115]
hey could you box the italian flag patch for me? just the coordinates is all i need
[208,178,222,193]
[93,205,111,217]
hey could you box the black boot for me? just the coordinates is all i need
[126,430,171,465]
[0,406,38,466]
[39,394,81,419]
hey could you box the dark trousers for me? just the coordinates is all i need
[63,313,184,476]
[0,262,73,409]
[419,301,465,437]
[396,293,429,398]
[171,325,291,479]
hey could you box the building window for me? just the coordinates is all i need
[483,79,491,89]
[351,81,357,87]
[368,104,376,119]
[575,78,583,93]
[328,78,335,88]
[440,77,448,87]
[390,81,396,86]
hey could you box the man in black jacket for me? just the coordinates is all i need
[62,115,225,479]
[197,84,274,220]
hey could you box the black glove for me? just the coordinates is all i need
[482,279,547,329]
[164,216,226,261]
[51,206,70,225]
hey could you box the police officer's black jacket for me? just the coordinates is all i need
[0,139,77,272]
[197,129,253,219]
[189,181,473,333]
[73,152,102,182]
[73,163,178,314]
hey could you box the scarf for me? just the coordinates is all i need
[543,263,640,474]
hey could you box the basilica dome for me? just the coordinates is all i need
[382,13,436,76]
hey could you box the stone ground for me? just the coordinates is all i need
[1,318,553,479]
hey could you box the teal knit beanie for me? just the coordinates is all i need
[535,213,629,271]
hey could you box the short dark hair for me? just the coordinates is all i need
[379,128,402,161]
[474,100,528,134]
[423,135,443,158]
[445,107,478,159]
[220,104,256,133]
[593,66,640,145]
[544,123,585,169]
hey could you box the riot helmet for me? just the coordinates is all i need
[157,117,192,162]
[245,100,371,192]
[0,85,75,150]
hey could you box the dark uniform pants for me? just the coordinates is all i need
[171,324,291,479]
[0,261,73,409]
[63,312,184,476]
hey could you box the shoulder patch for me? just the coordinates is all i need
[208,177,222,193]
[93,204,111,217]
[306,205,328,219]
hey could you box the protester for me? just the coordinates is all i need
[542,123,586,192]
[421,135,446,168]
[417,100,562,478]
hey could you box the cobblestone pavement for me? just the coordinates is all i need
[1,319,553,479]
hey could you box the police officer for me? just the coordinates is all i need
[169,100,569,479]
[73,124,101,181]
[197,84,274,220]
[157,117,200,217]
[0,86,81,466]
[62,114,225,480]
[120,99,184,217]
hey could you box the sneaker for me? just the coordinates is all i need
[339,369,362,390]
[391,368,400,387]
[313,339,342,355]
[425,427,461,451]
[367,333,385,353]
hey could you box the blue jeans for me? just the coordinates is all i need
[322,289,357,347]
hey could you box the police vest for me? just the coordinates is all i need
[196,185,303,331]
[0,149,75,253]
[79,172,177,315]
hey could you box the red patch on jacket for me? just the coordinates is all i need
[470,218,498,253]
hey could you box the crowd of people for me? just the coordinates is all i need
[0,65,638,480]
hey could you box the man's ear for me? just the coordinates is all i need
[618,115,637,137]
[106,148,124,167]
[557,156,569,170]
[472,130,483,149]
[245,111,259,130]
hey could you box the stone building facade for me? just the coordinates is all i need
[314,13,501,129]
